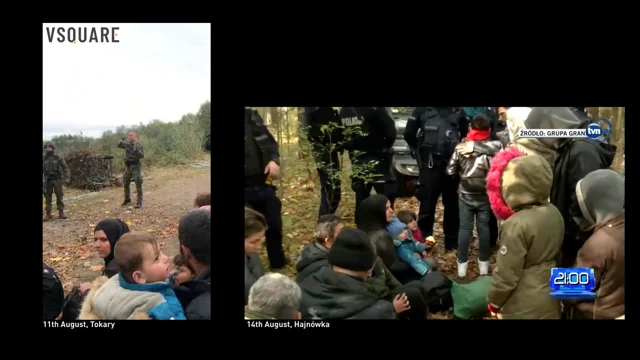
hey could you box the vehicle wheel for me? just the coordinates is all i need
[394,170,416,198]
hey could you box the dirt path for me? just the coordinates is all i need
[42,162,210,292]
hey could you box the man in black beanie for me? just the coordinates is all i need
[298,228,397,319]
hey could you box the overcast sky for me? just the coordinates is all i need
[43,23,210,140]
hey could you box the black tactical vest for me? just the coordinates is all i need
[244,110,271,185]
[43,154,62,179]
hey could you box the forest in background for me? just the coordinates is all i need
[43,101,211,174]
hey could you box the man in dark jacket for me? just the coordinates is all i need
[296,214,344,283]
[244,107,287,269]
[298,228,397,319]
[339,107,397,217]
[175,209,211,319]
[522,107,617,267]
[404,107,464,250]
[303,107,344,217]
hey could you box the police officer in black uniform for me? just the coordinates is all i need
[244,107,287,269]
[338,107,397,217]
[405,107,464,250]
[303,107,344,218]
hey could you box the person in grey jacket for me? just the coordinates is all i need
[295,214,344,284]
[245,207,267,305]
[446,114,503,277]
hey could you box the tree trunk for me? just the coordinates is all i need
[609,107,625,172]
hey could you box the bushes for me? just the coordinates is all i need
[64,149,110,190]
[44,101,211,175]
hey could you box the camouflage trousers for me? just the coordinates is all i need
[44,179,65,212]
[123,165,143,202]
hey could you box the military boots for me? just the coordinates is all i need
[59,210,67,219]
[44,212,52,222]
[135,199,142,209]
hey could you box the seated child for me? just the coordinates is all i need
[171,254,196,286]
[387,218,431,276]
[396,210,436,253]
[78,232,186,320]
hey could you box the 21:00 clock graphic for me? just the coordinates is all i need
[549,268,596,300]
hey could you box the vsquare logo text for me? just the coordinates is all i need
[45,27,119,44]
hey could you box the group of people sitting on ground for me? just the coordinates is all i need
[244,107,625,320]
[43,193,211,320]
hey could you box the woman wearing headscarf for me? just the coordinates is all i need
[61,218,130,320]
[356,195,437,284]
[93,218,131,277]
[568,170,624,319]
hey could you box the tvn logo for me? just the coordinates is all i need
[587,126,601,136]
[45,26,120,44]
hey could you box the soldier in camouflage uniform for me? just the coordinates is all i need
[43,142,70,221]
[118,131,145,208]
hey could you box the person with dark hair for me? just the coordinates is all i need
[355,194,422,284]
[171,254,195,286]
[447,114,503,277]
[245,207,266,305]
[298,228,397,319]
[93,218,131,278]
[79,232,185,320]
[175,208,211,319]
[60,218,131,320]
[295,214,344,283]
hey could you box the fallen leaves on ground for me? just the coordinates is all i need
[43,164,210,295]
[268,162,498,320]
[89,265,104,272]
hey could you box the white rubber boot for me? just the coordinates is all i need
[457,261,468,278]
[479,260,490,276]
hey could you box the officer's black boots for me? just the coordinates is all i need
[59,210,67,219]
[44,212,52,222]
[121,199,132,206]
[135,199,142,209]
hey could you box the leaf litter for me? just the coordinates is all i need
[42,165,210,295]
[262,162,497,320]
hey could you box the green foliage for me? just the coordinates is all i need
[299,122,382,213]
[44,101,210,173]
